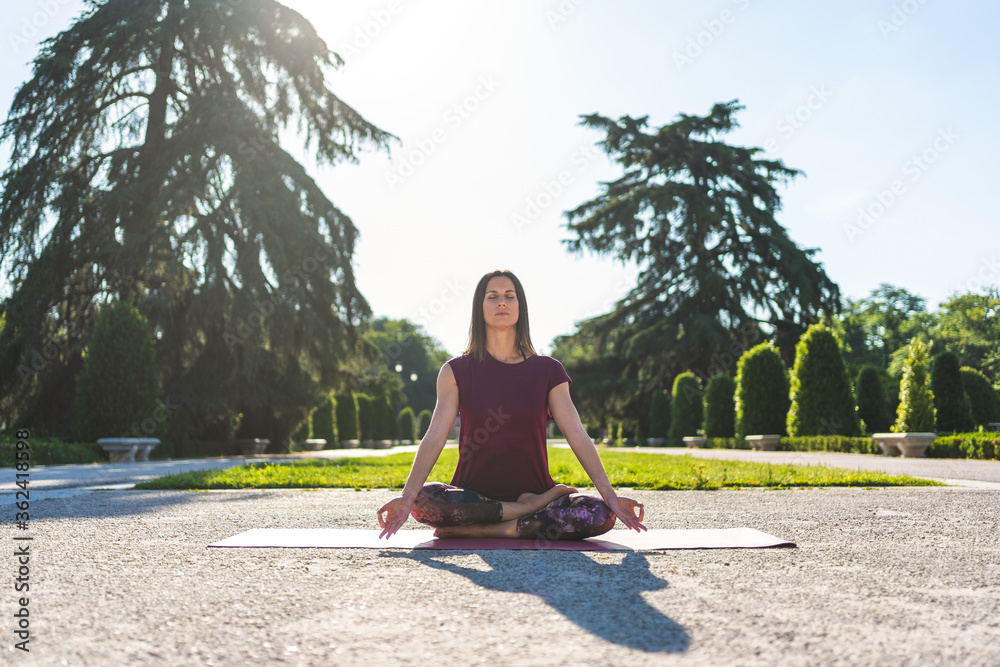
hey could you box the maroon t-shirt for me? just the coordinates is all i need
[447,353,571,502]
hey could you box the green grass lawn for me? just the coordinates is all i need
[132,448,942,491]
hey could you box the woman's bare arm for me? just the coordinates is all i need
[377,362,459,537]
[548,382,646,531]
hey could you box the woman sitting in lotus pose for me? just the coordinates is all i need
[377,269,646,541]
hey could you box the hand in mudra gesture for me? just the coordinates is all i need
[605,495,646,532]
[377,496,414,539]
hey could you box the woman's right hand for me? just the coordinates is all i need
[377,496,415,539]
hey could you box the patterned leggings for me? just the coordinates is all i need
[411,482,617,541]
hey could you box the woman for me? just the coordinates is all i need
[377,269,646,541]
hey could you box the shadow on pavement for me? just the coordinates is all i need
[385,550,690,653]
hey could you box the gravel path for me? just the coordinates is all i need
[5,485,999,666]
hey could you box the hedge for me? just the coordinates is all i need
[706,434,999,460]
[0,437,102,467]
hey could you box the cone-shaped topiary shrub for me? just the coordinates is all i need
[336,392,360,442]
[703,374,736,438]
[311,394,337,445]
[667,372,702,443]
[375,394,398,442]
[417,409,433,439]
[855,365,891,434]
[787,324,860,436]
[931,351,975,433]
[648,388,670,440]
[398,406,417,443]
[74,301,160,442]
[735,342,790,437]
[292,410,313,442]
[356,394,375,442]
[961,367,1000,427]
[892,339,936,432]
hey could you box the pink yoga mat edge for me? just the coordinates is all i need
[209,528,795,550]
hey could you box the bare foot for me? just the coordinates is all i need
[516,484,578,514]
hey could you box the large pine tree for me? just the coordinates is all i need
[0,0,392,444]
[564,100,839,392]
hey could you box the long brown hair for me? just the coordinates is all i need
[463,269,537,361]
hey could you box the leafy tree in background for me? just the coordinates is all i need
[647,388,670,441]
[73,301,159,442]
[961,367,1000,427]
[735,342,789,437]
[787,324,860,437]
[931,290,1000,381]
[562,100,839,396]
[0,0,392,439]
[837,284,927,373]
[931,351,975,433]
[703,374,736,438]
[363,318,450,415]
[667,372,702,444]
[551,335,637,434]
[892,339,935,433]
[855,365,891,434]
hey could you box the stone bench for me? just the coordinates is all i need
[98,438,160,463]
[301,439,327,451]
[236,438,270,456]
[745,434,781,451]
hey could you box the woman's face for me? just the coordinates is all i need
[482,276,519,329]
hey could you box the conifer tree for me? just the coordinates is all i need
[667,372,702,443]
[855,366,891,434]
[787,324,860,436]
[961,367,1000,427]
[647,388,670,441]
[417,409,433,440]
[74,301,159,442]
[735,342,789,437]
[893,339,936,433]
[703,373,736,438]
[931,351,974,433]
[0,0,392,437]
[335,392,360,443]
[563,100,839,391]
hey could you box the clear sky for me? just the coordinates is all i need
[2,0,998,358]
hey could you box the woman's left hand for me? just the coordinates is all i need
[605,495,646,532]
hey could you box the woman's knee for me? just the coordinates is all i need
[411,482,502,527]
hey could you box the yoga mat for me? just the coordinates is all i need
[209,528,795,551]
